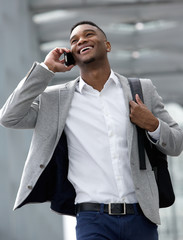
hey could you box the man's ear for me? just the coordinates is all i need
[105,41,111,52]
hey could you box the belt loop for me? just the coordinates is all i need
[133,203,139,215]
[100,203,104,214]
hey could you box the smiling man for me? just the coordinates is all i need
[0,21,183,240]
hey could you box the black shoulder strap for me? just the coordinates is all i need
[128,78,146,170]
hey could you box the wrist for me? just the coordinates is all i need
[148,118,159,132]
[43,61,56,73]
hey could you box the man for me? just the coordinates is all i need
[0,21,183,240]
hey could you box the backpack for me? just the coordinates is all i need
[128,78,175,208]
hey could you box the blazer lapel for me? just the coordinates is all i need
[56,78,79,142]
[115,73,135,159]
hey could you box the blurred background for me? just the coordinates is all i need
[0,0,183,239]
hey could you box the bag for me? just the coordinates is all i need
[128,78,175,208]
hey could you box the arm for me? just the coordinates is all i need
[0,63,54,129]
[129,80,183,156]
[0,48,74,129]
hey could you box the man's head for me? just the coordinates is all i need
[70,21,107,40]
[69,21,111,66]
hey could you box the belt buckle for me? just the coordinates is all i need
[108,202,126,215]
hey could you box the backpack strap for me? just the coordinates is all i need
[128,78,146,170]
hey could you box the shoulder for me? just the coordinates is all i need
[114,72,128,83]
[114,72,153,87]
[44,78,79,94]
[139,78,153,86]
[139,78,156,95]
[139,78,160,108]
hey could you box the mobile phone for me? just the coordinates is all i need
[64,52,75,66]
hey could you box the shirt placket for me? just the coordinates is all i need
[100,92,124,201]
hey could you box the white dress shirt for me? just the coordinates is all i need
[41,63,160,204]
[64,70,159,204]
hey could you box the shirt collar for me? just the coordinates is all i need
[78,70,119,94]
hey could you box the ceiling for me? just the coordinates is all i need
[29,0,183,105]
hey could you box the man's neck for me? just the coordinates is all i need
[80,62,111,92]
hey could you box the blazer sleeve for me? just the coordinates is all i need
[0,62,54,129]
[142,78,183,156]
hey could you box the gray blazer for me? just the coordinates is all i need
[0,63,183,225]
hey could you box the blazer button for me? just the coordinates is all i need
[28,185,33,190]
[40,164,45,169]
[162,142,167,147]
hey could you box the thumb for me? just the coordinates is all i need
[135,94,143,105]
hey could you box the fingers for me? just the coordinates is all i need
[129,100,136,107]
[129,95,143,121]
[129,94,143,107]
[52,47,71,59]
[58,57,75,72]
[56,47,71,54]
[47,47,71,59]
[62,63,75,72]
[66,64,75,71]
[135,94,143,105]
[44,47,75,73]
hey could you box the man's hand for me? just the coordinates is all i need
[44,48,75,73]
[129,94,159,132]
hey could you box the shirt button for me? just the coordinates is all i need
[40,164,45,169]
[27,185,33,190]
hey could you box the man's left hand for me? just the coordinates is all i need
[129,94,159,132]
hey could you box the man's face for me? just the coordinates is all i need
[70,24,110,66]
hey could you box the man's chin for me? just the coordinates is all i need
[83,57,95,64]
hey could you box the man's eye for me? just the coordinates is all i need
[86,33,93,37]
[71,39,77,44]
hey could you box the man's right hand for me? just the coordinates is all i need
[44,47,75,73]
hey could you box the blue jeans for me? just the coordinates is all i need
[76,205,158,240]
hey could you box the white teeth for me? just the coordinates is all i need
[80,46,92,53]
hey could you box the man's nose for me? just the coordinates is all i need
[78,36,87,45]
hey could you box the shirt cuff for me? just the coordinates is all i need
[148,120,160,141]
[40,62,55,74]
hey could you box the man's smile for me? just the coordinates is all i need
[79,45,94,54]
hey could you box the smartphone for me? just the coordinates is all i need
[64,52,75,66]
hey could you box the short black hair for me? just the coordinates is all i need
[70,21,107,39]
